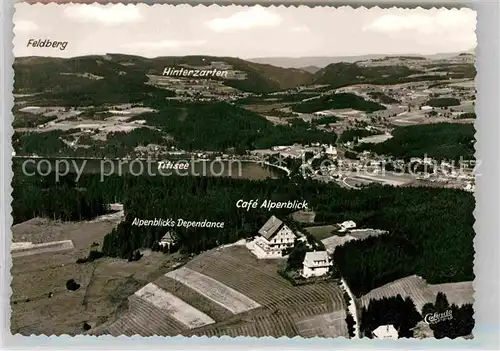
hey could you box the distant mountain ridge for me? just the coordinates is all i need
[14,52,476,101]
[299,66,321,74]
[14,54,313,94]
[248,50,476,69]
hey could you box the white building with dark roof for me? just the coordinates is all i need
[159,232,177,249]
[302,251,332,278]
[253,216,297,257]
[372,325,398,339]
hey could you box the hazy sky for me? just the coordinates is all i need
[14,3,476,58]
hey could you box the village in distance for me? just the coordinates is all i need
[11,4,476,340]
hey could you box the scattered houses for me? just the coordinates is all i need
[302,251,332,278]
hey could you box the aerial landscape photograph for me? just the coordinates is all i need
[11,3,476,339]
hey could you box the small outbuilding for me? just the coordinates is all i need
[338,220,356,232]
[372,324,398,339]
[159,232,177,249]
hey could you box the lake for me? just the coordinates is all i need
[14,157,283,180]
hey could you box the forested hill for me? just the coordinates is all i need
[12,102,338,156]
[13,55,175,106]
[312,62,418,87]
[13,54,312,95]
[107,54,313,92]
[311,61,476,87]
[14,55,477,97]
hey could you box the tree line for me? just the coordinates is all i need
[13,102,338,157]
[292,93,386,114]
[12,169,474,295]
[332,183,474,296]
[422,292,474,339]
[361,291,475,339]
[360,295,422,338]
[354,123,475,161]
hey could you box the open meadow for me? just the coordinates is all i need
[359,275,474,313]
[92,245,348,338]
[10,215,180,335]
[304,225,338,241]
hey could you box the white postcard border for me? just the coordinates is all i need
[1,0,498,349]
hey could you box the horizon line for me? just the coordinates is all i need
[14,50,476,61]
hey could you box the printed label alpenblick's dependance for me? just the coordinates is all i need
[132,217,224,228]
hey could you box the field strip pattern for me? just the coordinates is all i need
[185,247,345,310]
[295,309,348,338]
[90,294,187,336]
[154,275,235,322]
[92,246,346,337]
[165,267,261,314]
[135,283,215,329]
[360,275,437,313]
[190,303,332,338]
[192,247,343,308]
[217,311,297,338]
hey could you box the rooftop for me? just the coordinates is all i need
[258,215,284,240]
[160,232,176,242]
[305,251,329,262]
[373,324,398,339]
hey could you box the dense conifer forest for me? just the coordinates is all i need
[360,292,474,339]
[355,123,475,161]
[338,128,378,143]
[421,292,474,339]
[291,93,386,113]
[425,98,461,107]
[360,295,422,338]
[13,102,338,157]
[12,169,474,294]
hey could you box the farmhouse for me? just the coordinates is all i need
[253,216,297,257]
[302,251,332,278]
